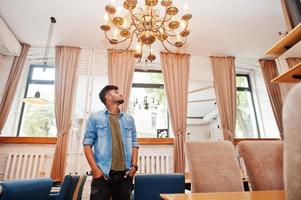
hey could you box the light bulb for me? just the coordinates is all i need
[136,43,141,53]
[117,6,121,16]
[181,21,185,29]
[124,19,127,27]
[104,14,108,24]
[184,3,189,14]
[176,32,181,42]
[114,29,118,39]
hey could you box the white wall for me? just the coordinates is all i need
[187,124,209,141]
[0,54,14,102]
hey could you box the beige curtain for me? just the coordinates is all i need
[108,49,136,112]
[210,56,236,142]
[259,59,283,139]
[51,46,81,182]
[0,44,30,134]
[0,54,4,68]
[286,57,301,68]
[160,52,190,173]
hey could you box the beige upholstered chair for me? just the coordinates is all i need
[283,83,301,200]
[237,141,284,191]
[186,141,244,193]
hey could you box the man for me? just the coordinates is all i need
[83,85,139,200]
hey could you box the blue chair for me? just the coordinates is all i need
[0,178,53,200]
[49,175,80,200]
[72,174,87,200]
[133,174,185,200]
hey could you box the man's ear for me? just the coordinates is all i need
[105,94,112,102]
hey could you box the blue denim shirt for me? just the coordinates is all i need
[83,108,139,176]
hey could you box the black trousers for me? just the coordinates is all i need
[90,170,133,200]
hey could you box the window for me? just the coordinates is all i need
[128,71,169,138]
[236,74,260,138]
[17,65,56,137]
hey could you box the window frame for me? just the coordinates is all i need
[236,74,261,138]
[131,69,170,138]
[17,64,55,136]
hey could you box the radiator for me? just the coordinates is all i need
[4,153,46,181]
[138,154,172,174]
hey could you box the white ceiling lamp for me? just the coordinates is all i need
[23,91,49,105]
[43,16,56,69]
[23,17,56,105]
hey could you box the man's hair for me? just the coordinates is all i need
[99,85,118,105]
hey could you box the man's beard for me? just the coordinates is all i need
[116,99,124,105]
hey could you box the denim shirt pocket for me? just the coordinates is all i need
[124,125,132,138]
[96,123,108,137]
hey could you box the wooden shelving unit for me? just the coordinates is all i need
[272,62,301,83]
[265,23,301,59]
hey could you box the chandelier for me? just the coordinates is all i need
[100,0,192,62]
[133,96,160,110]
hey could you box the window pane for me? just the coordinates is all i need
[236,90,259,138]
[128,87,168,138]
[236,76,249,88]
[132,71,164,84]
[19,84,56,137]
[32,67,55,81]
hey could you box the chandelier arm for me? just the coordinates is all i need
[108,14,132,31]
[174,20,190,34]
[153,9,160,18]
[166,37,187,48]
[134,7,144,26]
[163,15,173,23]
[115,28,138,54]
[156,7,169,31]
[162,24,181,35]
[138,7,144,16]
[179,36,188,46]
[150,4,156,29]
[162,19,189,34]
[166,38,178,47]
[104,31,131,45]
[161,40,175,53]
[116,35,132,44]
[132,18,144,32]
[161,27,179,37]
[129,7,144,32]
[161,25,189,38]
[104,31,113,41]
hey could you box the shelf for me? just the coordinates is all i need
[265,23,301,59]
[0,137,57,144]
[272,62,301,83]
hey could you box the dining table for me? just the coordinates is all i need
[160,190,285,200]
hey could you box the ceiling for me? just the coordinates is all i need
[0,0,295,58]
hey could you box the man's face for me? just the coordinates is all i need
[106,89,124,105]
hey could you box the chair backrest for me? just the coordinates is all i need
[72,174,87,200]
[133,174,185,200]
[65,175,80,200]
[56,175,72,200]
[57,175,80,200]
[238,141,284,191]
[283,83,301,200]
[186,141,244,193]
[0,178,53,200]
